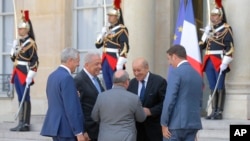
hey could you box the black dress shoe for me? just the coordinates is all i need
[213,113,223,120]
[10,124,30,132]
[10,123,23,131]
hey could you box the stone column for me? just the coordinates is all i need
[123,0,155,75]
[154,0,174,76]
[223,0,250,119]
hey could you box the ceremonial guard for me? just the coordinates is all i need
[95,0,129,89]
[10,10,39,131]
[199,0,234,120]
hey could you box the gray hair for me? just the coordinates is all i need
[113,70,129,84]
[83,52,101,64]
[61,48,79,63]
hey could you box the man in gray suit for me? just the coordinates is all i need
[161,45,203,141]
[91,70,146,141]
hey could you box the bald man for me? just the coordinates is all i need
[91,70,146,141]
[127,58,167,141]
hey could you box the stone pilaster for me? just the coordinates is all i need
[123,0,155,74]
[223,0,250,119]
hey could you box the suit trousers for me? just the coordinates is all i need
[52,136,76,141]
[163,129,198,141]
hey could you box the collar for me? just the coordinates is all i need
[60,65,71,74]
[109,22,119,29]
[177,60,188,67]
[140,72,150,84]
[83,68,96,80]
[213,22,224,28]
[20,35,30,43]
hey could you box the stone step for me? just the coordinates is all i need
[198,118,250,141]
[0,115,45,132]
[0,131,51,141]
[196,137,229,141]
[197,129,229,139]
[0,122,43,132]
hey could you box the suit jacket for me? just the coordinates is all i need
[91,86,146,141]
[41,66,84,138]
[161,62,202,130]
[74,69,105,140]
[127,72,167,141]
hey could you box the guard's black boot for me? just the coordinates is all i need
[10,103,24,131]
[206,90,218,119]
[214,89,225,120]
[19,101,31,131]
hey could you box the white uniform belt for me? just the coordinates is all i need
[103,48,118,53]
[206,50,223,55]
[17,61,28,65]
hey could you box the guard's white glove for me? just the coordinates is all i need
[26,70,36,87]
[10,40,19,56]
[96,27,107,43]
[201,25,211,42]
[219,64,227,72]
[116,57,127,70]
[220,56,233,73]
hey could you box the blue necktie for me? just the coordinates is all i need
[93,77,101,93]
[139,80,145,102]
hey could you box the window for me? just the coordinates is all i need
[73,0,113,71]
[0,0,14,98]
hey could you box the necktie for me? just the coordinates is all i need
[139,80,145,102]
[93,77,101,93]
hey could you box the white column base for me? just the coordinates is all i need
[223,94,250,120]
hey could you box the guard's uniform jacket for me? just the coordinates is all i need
[95,23,129,70]
[11,36,39,85]
[200,22,234,72]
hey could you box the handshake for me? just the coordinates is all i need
[96,26,108,43]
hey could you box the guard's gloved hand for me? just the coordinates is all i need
[219,63,227,72]
[10,39,19,56]
[220,56,233,73]
[116,57,127,70]
[201,25,211,42]
[96,26,107,43]
[26,70,36,87]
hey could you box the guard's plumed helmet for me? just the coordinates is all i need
[107,8,120,18]
[18,10,30,29]
[107,0,121,18]
[211,0,227,22]
[211,0,223,16]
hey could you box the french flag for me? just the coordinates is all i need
[180,0,202,76]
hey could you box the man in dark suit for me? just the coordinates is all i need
[91,70,146,141]
[41,48,86,141]
[127,57,167,141]
[161,45,202,141]
[74,52,104,141]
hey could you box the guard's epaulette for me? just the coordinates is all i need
[119,24,126,29]
[224,23,230,28]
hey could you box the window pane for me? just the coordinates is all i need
[3,0,13,12]
[3,15,14,52]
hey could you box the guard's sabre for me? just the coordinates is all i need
[103,0,107,26]
[12,0,18,38]
[206,0,211,25]
[206,71,222,112]
[14,85,29,120]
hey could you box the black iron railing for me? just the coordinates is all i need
[0,74,14,98]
